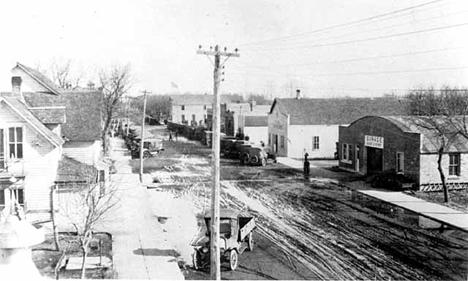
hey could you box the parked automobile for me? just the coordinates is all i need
[220,136,238,152]
[239,146,277,166]
[131,138,164,158]
[223,140,255,158]
[371,170,415,191]
[191,209,256,271]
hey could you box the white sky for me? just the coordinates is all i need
[0,0,467,98]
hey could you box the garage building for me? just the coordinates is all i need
[338,115,468,191]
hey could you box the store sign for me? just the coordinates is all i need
[365,135,384,149]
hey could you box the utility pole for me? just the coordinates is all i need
[139,91,149,183]
[197,45,239,280]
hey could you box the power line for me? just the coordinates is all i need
[230,65,468,78]
[239,0,443,47]
[252,21,468,51]
[251,8,468,51]
[238,46,465,68]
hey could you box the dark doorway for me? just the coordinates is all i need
[274,134,278,153]
[367,147,383,175]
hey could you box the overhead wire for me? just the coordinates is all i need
[238,0,444,47]
[251,21,468,51]
[247,7,468,52]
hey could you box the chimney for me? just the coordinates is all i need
[12,76,24,102]
[296,89,301,99]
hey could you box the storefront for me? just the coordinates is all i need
[338,116,468,191]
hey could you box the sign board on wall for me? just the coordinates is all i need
[365,135,384,149]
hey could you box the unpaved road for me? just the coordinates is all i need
[136,125,468,280]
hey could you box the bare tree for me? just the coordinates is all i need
[59,177,119,279]
[405,87,468,202]
[99,63,134,154]
[36,58,83,89]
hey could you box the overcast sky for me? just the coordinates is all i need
[0,0,467,98]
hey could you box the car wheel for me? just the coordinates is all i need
[224,147,231,156]
[250,155,259,165]
[143,151,151,158]
[229,250,238,271]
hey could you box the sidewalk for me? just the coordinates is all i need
[278,157,468,232]
[107,137,184,279]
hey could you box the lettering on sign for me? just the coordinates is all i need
[365,135,384,149]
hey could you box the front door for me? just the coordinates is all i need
[367,147,383,175]
[274,134,278,153]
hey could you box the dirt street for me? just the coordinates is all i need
[134,125,468,280]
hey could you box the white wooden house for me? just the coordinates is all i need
[12,63,105,170]
[0,89,64,223]
[268,90,404,159]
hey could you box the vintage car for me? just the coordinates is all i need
[240,146,277,166]
[191,209,256,271]
[131,138,164,158]
[223,140,255,158]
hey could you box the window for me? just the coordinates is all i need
[342,143,350,161]
[9,127,23,159]
[192,114,196,121]
[449,153,460,176]
[312,136,320,150]
[203,105,207,110]
[0,188,24,209]
[268,134,271,145]
[396,152,404,173]
[280,136,285,148]
[181,105,185,110]
[181,115,185,122]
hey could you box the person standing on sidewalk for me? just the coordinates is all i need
[304,152,310,175]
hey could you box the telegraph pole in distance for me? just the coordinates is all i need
[197,45,239,280]
[139,90,149,183]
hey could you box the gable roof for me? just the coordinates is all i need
[56,155,98,184]
[270,97,404,125]
[244,116,268,127]
[0,97,64,147]
[13,62,62,95]
[23,91,103,141]
[380,115,468,153]
[28,107,66,124]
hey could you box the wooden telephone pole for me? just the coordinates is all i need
[197,45,239,280]
[139,90,149,183]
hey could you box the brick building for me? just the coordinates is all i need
[338,115,468,191]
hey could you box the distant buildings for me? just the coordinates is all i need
[169,94,212,126]
[268,90,404,159]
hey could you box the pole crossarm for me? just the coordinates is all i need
[196,50,240,58]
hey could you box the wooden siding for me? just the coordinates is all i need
[63,140,101,166]
[11,68,51,93]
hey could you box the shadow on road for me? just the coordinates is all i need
[133,248,181,257]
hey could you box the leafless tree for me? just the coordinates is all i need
[99,63,134,154]
[59,177,119,279]
[405,87,468,202]
[35,58,83,89]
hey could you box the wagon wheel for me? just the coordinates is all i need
[261,157,267,167]
[192,249,201,270]
[247,232,254,251]
[229,250,238,271]
[143,151,151,158]
[250,155,259,165]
